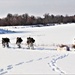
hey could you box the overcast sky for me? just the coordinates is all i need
[0,0,75,18]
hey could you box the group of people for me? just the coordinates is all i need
[2,37,75,51]
[2,37,35,49]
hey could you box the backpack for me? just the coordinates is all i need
[16,37,23,43]
[31,38,35,43]
[27,37,35,43]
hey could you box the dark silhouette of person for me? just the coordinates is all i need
[16,37,23,48]
[2,37,10,48]
[27,37,35,49]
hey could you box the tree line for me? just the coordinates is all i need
[0,13,75,26]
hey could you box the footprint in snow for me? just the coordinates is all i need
[15,62,24,66]
[26,60,34,63]
[44,56,49,59]
[7,65,13,70]
[37,58,42,61]
[0,71,8,75]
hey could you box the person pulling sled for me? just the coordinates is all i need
[2,37,10,48]
[16,37,23,48]
[27,37,35,49]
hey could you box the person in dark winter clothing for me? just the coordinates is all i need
[16,37,23,48]
[2,37,10,48]
[27,37,35,49]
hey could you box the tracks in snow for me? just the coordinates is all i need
[0,53,69,75]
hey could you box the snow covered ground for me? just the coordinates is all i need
[0,23,75,75]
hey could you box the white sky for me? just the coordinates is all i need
[0,0,75,18]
